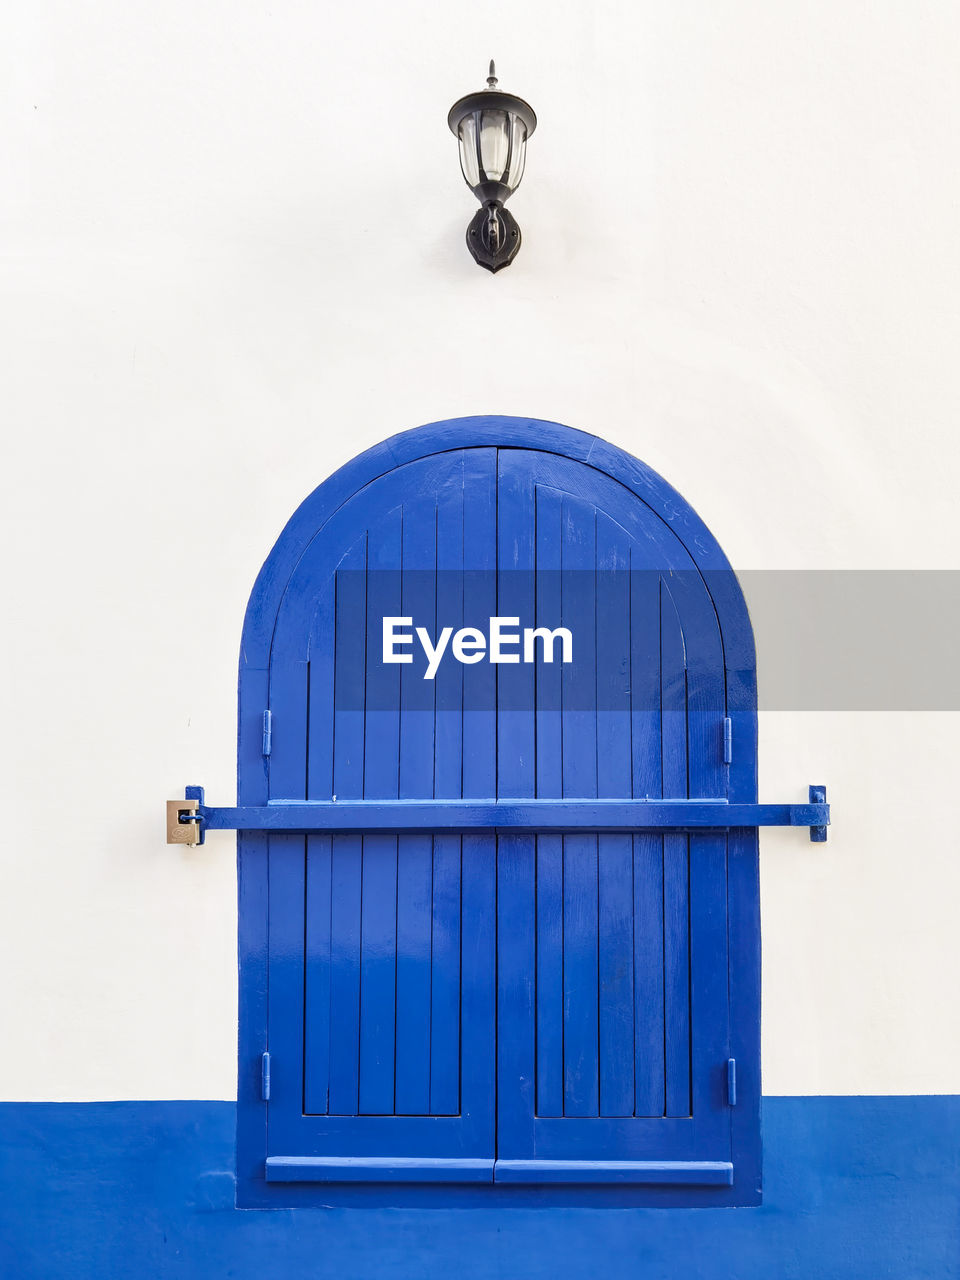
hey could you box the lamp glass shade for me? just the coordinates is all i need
[458,109,528,197]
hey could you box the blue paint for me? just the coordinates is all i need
[1,1098,957,1278]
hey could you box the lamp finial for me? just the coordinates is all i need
[487,60,498,89]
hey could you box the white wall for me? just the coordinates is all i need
[2,0,958,1100]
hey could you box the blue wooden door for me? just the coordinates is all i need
[264,448,499,1177]
[493,449,731,1181]
[238,418,759,1203]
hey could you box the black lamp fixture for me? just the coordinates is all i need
[447,62,537,272]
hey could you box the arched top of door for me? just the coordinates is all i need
[239,415,756,689]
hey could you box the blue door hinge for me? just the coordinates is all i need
[262,710,273,757]
[726,1057,737,1106]
[723,717,733,764]
[261,1051,271,1101]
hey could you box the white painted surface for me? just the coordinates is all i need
[1,1,958,1099]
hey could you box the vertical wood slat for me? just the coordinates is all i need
[495,450,537,1151]
[461,449,498,1136]
[535,484,563,1118]
[236,664,269,1191]
[427,842,460,1116]
[661,580,692,1118]
[561,496,599,1118]
[630,564,666,1117]
[430,466,465,1116]
[395,500,437,1116]
[674,571,730,1124]
[359,507,402,1115]
[596,516,634,1118]
[327,538,367,1116]
[266,656,309,1125]
[303,568,336,1114]
[304,833,332,1114]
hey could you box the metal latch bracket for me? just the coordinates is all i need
[165,787,830,843]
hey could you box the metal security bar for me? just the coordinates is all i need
[167,786,829,846]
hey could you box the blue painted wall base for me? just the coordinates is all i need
[2,1096,958,1279]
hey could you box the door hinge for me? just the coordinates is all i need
[261,1051,271,1101]
[262,710,273,757]
[726,1057,737,1106]
[723,717,733,764]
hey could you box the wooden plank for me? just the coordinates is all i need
[303,835,332,1114]
[394,498,437,1117]
[358,505,402,1115]
[394,834,433,1115]
[331,544,367,798]
[462,450,497,802]
[358,834,398,1115]
[304,574,337,1115]
[265,656,309,1127]
[673,570,729,1124]
[597,835,634,1118]
[434,457,465,798]
[631,565,665,1117]
[560,495,599,1118]
[596,516,634,1118]
[236,661,269,1196]
[661,580,691,1118]
[535,835,564,1118]
[535,482,563,1118]
[327,540,368,1117]
[633,832,665,1117]
[428,837,461,1115]
[430,468,465,1116]
[328,835,362,1115]
[496,452,536,799]
[534,483,564,795]
[495,450,538,1151]
[460,447,498,1144]
[595,516,633,799]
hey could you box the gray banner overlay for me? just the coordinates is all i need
[741,571,960,710]
[326,571,960,711]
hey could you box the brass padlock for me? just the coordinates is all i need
[166,798,200,846]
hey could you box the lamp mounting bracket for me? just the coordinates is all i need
[467,204,521,272]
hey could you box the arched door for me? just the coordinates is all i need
[235,418,761,1207]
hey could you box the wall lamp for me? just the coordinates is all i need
[448,62,537,272]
